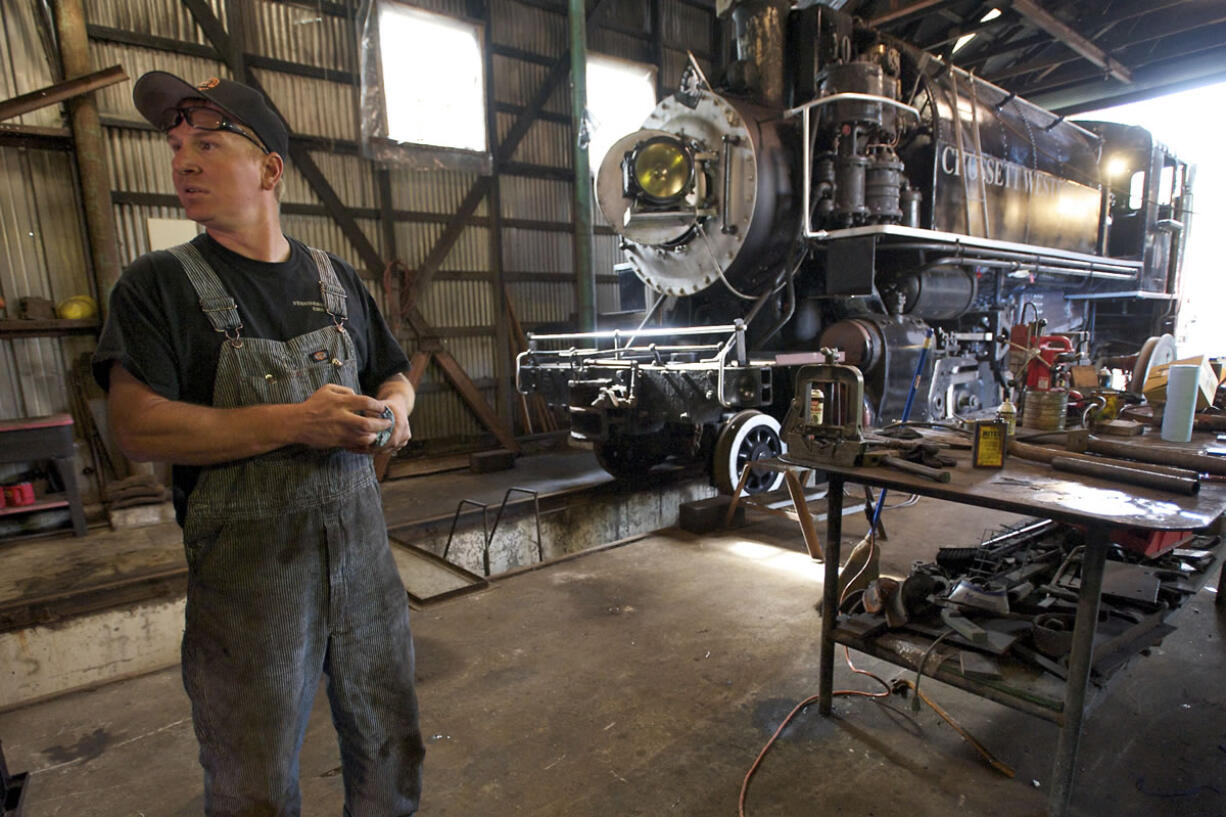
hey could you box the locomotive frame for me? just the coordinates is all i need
[516,1,1192,493]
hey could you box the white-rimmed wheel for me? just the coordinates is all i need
[713,410,787,495]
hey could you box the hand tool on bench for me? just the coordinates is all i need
[1068,433,1226,476]
[1049,455,1199,495]
[879,453,952,482]
[1007,439,1200,494]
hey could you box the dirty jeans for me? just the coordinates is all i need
[182,479,424,816]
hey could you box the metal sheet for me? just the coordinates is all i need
[389,167,485,215]
[409,385,490,438]
[502,227,571,272]
[493,55,569,113]
[237,0,354,70]
[501,175,570,223]
[279,213,379,277]
[0,1,61,128]
[106,128,176,195]
[393,222,488,271]
[84,0,224,45]
[283,151,376,209]
[661,4,712,50]
[495,112,569,167]
[89,41,225,120]
[589,27,651,64]
[491,1,565,56]
[251,68,358,142]
[418,279,496,330]
[507,280,574,325]
[0,147,91,420]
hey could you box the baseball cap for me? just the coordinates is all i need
[132,71,289,158]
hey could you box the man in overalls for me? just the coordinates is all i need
[93,72,424,816]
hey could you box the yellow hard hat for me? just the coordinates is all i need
[56,295,98,320]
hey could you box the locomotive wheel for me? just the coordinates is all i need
[595,437,666,480]
[713,410,787,495]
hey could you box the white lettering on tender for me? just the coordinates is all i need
[939,144,1073,200]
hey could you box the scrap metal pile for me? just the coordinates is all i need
[842,519,1221,683]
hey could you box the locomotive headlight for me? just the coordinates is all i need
[627,136,693,204]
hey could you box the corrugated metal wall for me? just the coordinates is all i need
[0,4,91,422]
[1,0,716,450]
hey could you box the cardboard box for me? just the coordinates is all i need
[1143,355,1220,410]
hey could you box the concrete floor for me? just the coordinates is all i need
[1,494,1223,817]
[0,448,610,624]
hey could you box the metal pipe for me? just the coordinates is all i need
[569,0,596,331]
[916,255,1134,282]
[785,92,922,121]
[54,0,123,312]
[887,247,1138,277]
[1085,437,1226,477]
[1050,527,1107,814]
[530,324,740,342]
[808,224,1143,272]
[819,474,844,716]
[1050,455,1199,495]
[1008,439,1199,480]
[881,454,951,482]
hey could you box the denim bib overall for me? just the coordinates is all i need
[172,242,424,816]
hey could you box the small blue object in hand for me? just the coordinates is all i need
[372,406,394,447]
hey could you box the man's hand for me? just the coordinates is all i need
[369,374,415,458]
[295,383,393,451]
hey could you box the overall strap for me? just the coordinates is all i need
[309,247,348,332]
[170,242,244,347]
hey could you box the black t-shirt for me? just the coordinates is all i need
[93,232,409,522]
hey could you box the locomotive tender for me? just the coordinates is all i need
[517,0,1191,493]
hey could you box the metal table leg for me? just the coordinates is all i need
[818,473,844,716]
[1049,525,1109,816]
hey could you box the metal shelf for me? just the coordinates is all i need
[0,496,70,518]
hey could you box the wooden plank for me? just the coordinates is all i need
[0,318,99,338]
[869,0,955,27]
[384,453,470,480]
[433,350,521,453]
[0,64,127,122]
[86,24,217,59]
[406,351,431,390]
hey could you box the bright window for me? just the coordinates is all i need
[378,2,487,153]
[585,54,657,176]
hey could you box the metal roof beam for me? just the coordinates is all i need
[1008,0,1132,83]
[985,15,1226,85]
[869,0,956,27]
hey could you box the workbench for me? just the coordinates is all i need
[0,413,87,538]
[791,436,1226,817]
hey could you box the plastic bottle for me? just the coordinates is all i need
[996,398,1017,437]
[1160,364,1198,443]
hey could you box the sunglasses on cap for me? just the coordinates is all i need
[159,106,270,154]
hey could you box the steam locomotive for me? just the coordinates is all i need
[517,1,1191,493]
